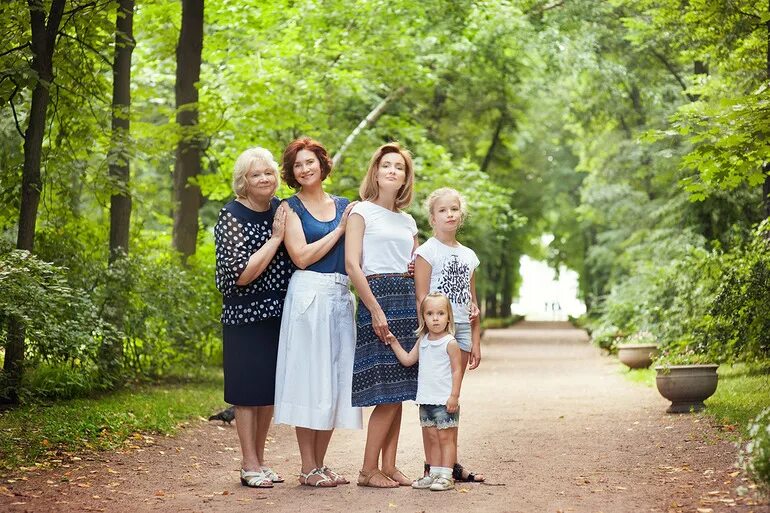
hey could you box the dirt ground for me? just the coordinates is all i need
[1,321,767,513]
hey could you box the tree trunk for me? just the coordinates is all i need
[172,0,204,261]
[1,0,67,405]
[108,0,135,262]
[99,0,136,382]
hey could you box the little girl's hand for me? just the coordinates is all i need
[446,396,459,413]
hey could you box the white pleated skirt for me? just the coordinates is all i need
[274,270,363,430]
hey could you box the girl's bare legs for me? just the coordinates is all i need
[254,405,273,466]
[437,427,458,470]
[422,426,441,467]
[360,403,400,487]
[234,406,260,470]
[453,351,484,481]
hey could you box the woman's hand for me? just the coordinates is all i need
[337,201,358,233]
[371,306,393,343]
[271,203,287,241]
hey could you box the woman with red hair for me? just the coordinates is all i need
[273,137,362,487]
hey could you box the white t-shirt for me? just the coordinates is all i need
[350,201,418,276]
[414,236,480,324]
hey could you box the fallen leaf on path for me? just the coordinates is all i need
[154,490,165,496]
[9,502,26,505]
[0,486,14,497]
[728,471,740,477]
[388,502,397,508]
[696,509,713,513]
[457,488,469,493]
[615,486,627,490]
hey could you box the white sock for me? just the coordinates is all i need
[433,466,451,478]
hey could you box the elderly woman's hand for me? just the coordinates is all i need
[271,203,288,241]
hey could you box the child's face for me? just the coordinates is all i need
[430,195,462,232]
[423,297,450,335]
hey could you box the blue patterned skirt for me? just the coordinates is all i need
[352,274,419,407]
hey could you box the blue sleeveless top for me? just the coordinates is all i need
[284,194,349,274]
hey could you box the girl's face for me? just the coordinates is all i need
[423,297,450,335]
[430,194,462,233]
[375,152,406,192]
[293,149,322,188]
[246,161,278,199]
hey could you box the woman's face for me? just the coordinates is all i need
[375,152,406,192]
[245,161,278,199]
[293,149,323,188]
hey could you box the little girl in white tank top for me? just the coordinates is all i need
[386,292,463,492]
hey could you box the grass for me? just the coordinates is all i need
[619,362,770,436]
[0,374,225,475]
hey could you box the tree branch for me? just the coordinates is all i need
[332,86,407,168]
[57,31,112,66]
[7,78,26,138]
[650,49,697,102]
[0,42,31,59]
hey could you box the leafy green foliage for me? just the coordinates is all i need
[741,407,770,496]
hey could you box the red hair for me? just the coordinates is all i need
[281,137,333,189]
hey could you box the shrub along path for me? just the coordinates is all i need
[2,322,766,512]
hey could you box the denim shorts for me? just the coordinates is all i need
[419,404,460,429]
[454,323,472,353]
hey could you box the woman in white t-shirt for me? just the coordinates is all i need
[345,142,419,488]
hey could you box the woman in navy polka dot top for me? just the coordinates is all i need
[213,147,294,489]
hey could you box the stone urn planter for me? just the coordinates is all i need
[655,364,719,413]
[618,344,658,369]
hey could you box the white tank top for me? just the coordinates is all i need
[414,333,455,405]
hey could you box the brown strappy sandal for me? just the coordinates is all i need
[357,468,399,488]
[383,467,412,486]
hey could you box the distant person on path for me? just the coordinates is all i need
[214,147,293,488]
[386,292,463,491]
[345,142,419,488]
[414,187,485,483]
[273,137,362,487]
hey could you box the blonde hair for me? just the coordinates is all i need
[358,142,414,209]
[415,292,456,339]
[424,187,468,229]
[232,147,280,198]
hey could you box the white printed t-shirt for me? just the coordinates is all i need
[414,236,480,324]
[350,201,418,276]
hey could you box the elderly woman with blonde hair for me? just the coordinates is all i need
[214,147,294,488]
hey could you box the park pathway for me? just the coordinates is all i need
[2,322,766,512]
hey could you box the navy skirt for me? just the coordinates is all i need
[352,275,419,407]
[223,317,281,406]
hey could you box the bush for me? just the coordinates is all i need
[740,408,770,497]
[704,222,770,363]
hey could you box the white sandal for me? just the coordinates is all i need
[240,468,273,488]
[261,467,284,483]
[299,467,337,487]
[320,465,349,485]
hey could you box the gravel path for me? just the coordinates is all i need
[2,322,767,512]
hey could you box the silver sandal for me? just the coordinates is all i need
[261,467,284,483]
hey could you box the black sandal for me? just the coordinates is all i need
[453,463,485,483]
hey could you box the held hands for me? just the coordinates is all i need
[337,201,359,233]
[372,307,394,344]
[271,203,288,241]
[446,395,459,414]
[406,258,415,276]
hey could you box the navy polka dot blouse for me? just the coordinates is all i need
[214,198,294,326]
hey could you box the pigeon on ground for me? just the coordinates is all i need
[208,405,235,424]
